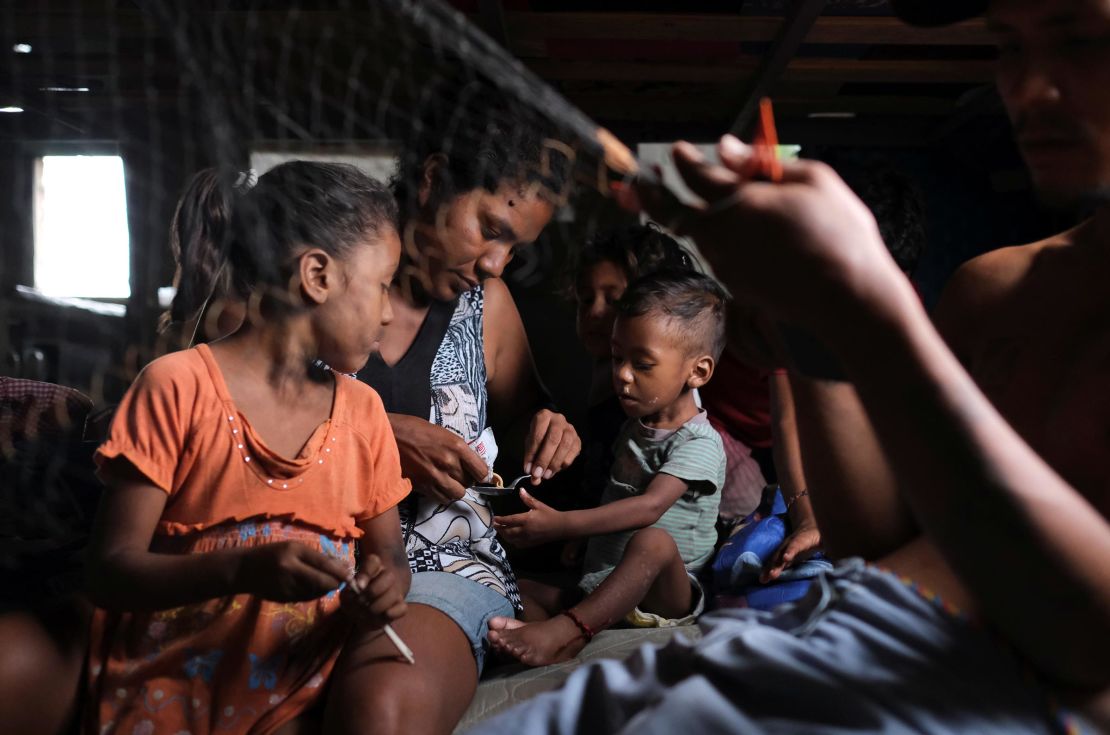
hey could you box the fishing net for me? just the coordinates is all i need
[0,0,645,597]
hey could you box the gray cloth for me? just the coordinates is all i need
[467,559,1076,734]
[581,410,724,593]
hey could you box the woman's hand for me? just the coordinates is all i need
[522,409,581,485]
[389,413,489,504]
[237,542,349,602]
[341,553,408,630]
[493,489,568,547]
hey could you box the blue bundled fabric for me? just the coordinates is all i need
[711,486,833,610]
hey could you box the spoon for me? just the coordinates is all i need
[469,474,533,497]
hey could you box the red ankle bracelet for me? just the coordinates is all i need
[561,609,595,642]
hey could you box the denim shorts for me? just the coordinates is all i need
[406,570,515,675]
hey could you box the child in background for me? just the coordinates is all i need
[567,224,764,559]
[490,271,727,666]
[570,224,695,513]
[84,162,412,733]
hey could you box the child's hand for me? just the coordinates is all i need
[341,554,407,630]
[493,489,567,547]
[238,542,349,601]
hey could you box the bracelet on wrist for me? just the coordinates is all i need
[785,489,810,511]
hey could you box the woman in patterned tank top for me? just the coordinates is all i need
[334,93,583,734]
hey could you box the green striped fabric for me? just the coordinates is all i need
[580,410,725,594]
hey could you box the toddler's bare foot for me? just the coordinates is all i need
[487,615,525,633]
[487,614,589,667]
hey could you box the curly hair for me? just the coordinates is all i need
[390,80,571,216]
[566,222,696,298]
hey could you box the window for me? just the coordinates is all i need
[34,155,131,299]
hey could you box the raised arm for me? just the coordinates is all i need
[635,137,1110,689]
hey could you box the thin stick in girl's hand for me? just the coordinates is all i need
[346,574,416,665]
[382,624,416,665]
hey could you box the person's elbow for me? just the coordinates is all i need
[82,552,132,611]
[628,500,668,529]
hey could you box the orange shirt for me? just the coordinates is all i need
[96,344,410,538]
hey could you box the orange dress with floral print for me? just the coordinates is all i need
[86,345,410,734]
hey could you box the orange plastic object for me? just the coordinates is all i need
[753,97,783,183]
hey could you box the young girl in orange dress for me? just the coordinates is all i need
[83,161,412,734]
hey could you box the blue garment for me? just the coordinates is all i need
[406,570,514,675]
[711,487,832,610]
[466,560,1074,735]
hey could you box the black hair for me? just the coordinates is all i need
[162,168,240,330]
[391,80,571,216]
[616,269,729,361]
[566,222,695,299]
[816,152,927,277]
[229,161,399,299]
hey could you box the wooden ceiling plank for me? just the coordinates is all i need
[805,16,991,45]
[505,13,781,43]
[4,11,992,47]
[530,58,992,83]
[784,58,994,83]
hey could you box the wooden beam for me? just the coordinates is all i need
[566,92,956,123]
[730,0,827,136]
[525,58,994,84]
[524,60,750,84]
[785,58,994,83]
[510,12,991,46]
[506,13,781,43]
[806,16,992,45]
[2,10,994,48]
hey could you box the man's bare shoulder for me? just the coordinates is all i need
[950,234,1072,305]
[933,231,1077,356]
